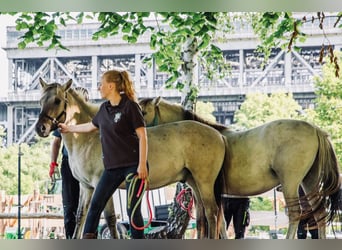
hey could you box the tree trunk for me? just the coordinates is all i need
[146,37,199,240]
[180,36,198,110]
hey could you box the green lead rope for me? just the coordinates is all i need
[126,173,152,231]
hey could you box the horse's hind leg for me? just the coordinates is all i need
[187,176,227,239]
[200,191,219,238]
[301,180,326,239]
[316,212,326,239]
[281,184,301,239]
[186,177,206,239]
[192,181,219,239]
[103,197,118,239]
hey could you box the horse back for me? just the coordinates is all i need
[221,119,320,196]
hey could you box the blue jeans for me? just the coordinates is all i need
[83,166,145,239]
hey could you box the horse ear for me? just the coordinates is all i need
[63,79,73,91]
[153,96,162,106]
[39,77,47,89]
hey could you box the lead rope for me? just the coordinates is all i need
[176,187,195,219]
[126,173,152,231]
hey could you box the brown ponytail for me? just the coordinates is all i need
[103,69,137,102]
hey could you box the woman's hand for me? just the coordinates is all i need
[58,122,98,133]
[58,123,69,133]
[137,163,148,180]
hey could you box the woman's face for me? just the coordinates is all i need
[98,77,116,99]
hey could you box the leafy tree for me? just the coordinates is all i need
[4,12,236,109]
[251,12,342,76]
[4,12,342,104]
[250,197,274,211]
[194,101,216,123]
[233,92,304,130]
[0,136,53,195]
[313,51,342,164]
[0,125,5,146]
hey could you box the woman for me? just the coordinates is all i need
[58,69,148,239]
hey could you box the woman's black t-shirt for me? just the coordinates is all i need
[92,94,146,169]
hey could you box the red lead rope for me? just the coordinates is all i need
[176,188,195,219]
[126,175,153,231]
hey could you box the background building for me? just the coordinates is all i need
[0,16,341,145]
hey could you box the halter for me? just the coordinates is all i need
[39,90,68,131]
[146,105,160,127]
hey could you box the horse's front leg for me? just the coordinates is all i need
[73,185,93,239]
[102,196,119,239]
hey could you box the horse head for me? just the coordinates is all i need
[139,96,162,126]
[35,78,72,137]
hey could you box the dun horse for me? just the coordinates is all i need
[35,79,227,239]
[139,96,342,239]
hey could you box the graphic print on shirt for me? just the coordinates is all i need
[113,112,122,123]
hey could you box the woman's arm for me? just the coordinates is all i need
[58,122,98,133]
[135,126,148,180]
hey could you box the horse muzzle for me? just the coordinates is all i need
[35,121,55,137]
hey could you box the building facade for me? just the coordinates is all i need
[0,16,341,145]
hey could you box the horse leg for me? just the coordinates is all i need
[186,177,206,239]
[217,203,227,239]
[201,194,219,238]
[301,180,327,239]
[102,197,119,239]
[187,177,227,239]
[281,184,301,239]
[315,210,327,239]
[194,195,226,239]
[73,186,93,239]
[194,182,219,239]
[196,205,207,239]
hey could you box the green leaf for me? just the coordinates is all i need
[210,44,222,54]
[165,74,177,84]
[159,64,169,72]
[127,36,137,43]
[18,41,26,49]
[150,34,157,49]
[198,33,210,50]
[122,22,132,33]
[59,17,66,26]
[175,81,184,90]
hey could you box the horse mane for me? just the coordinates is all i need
[138,98,153,108]
[183,109,229,132]
[67,87,99,117]
[74,86,90,101]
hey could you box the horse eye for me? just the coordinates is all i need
[54,98,61,105]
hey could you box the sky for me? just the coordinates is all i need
[0,15,16,98]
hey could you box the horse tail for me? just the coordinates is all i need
[313,127,341,225]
